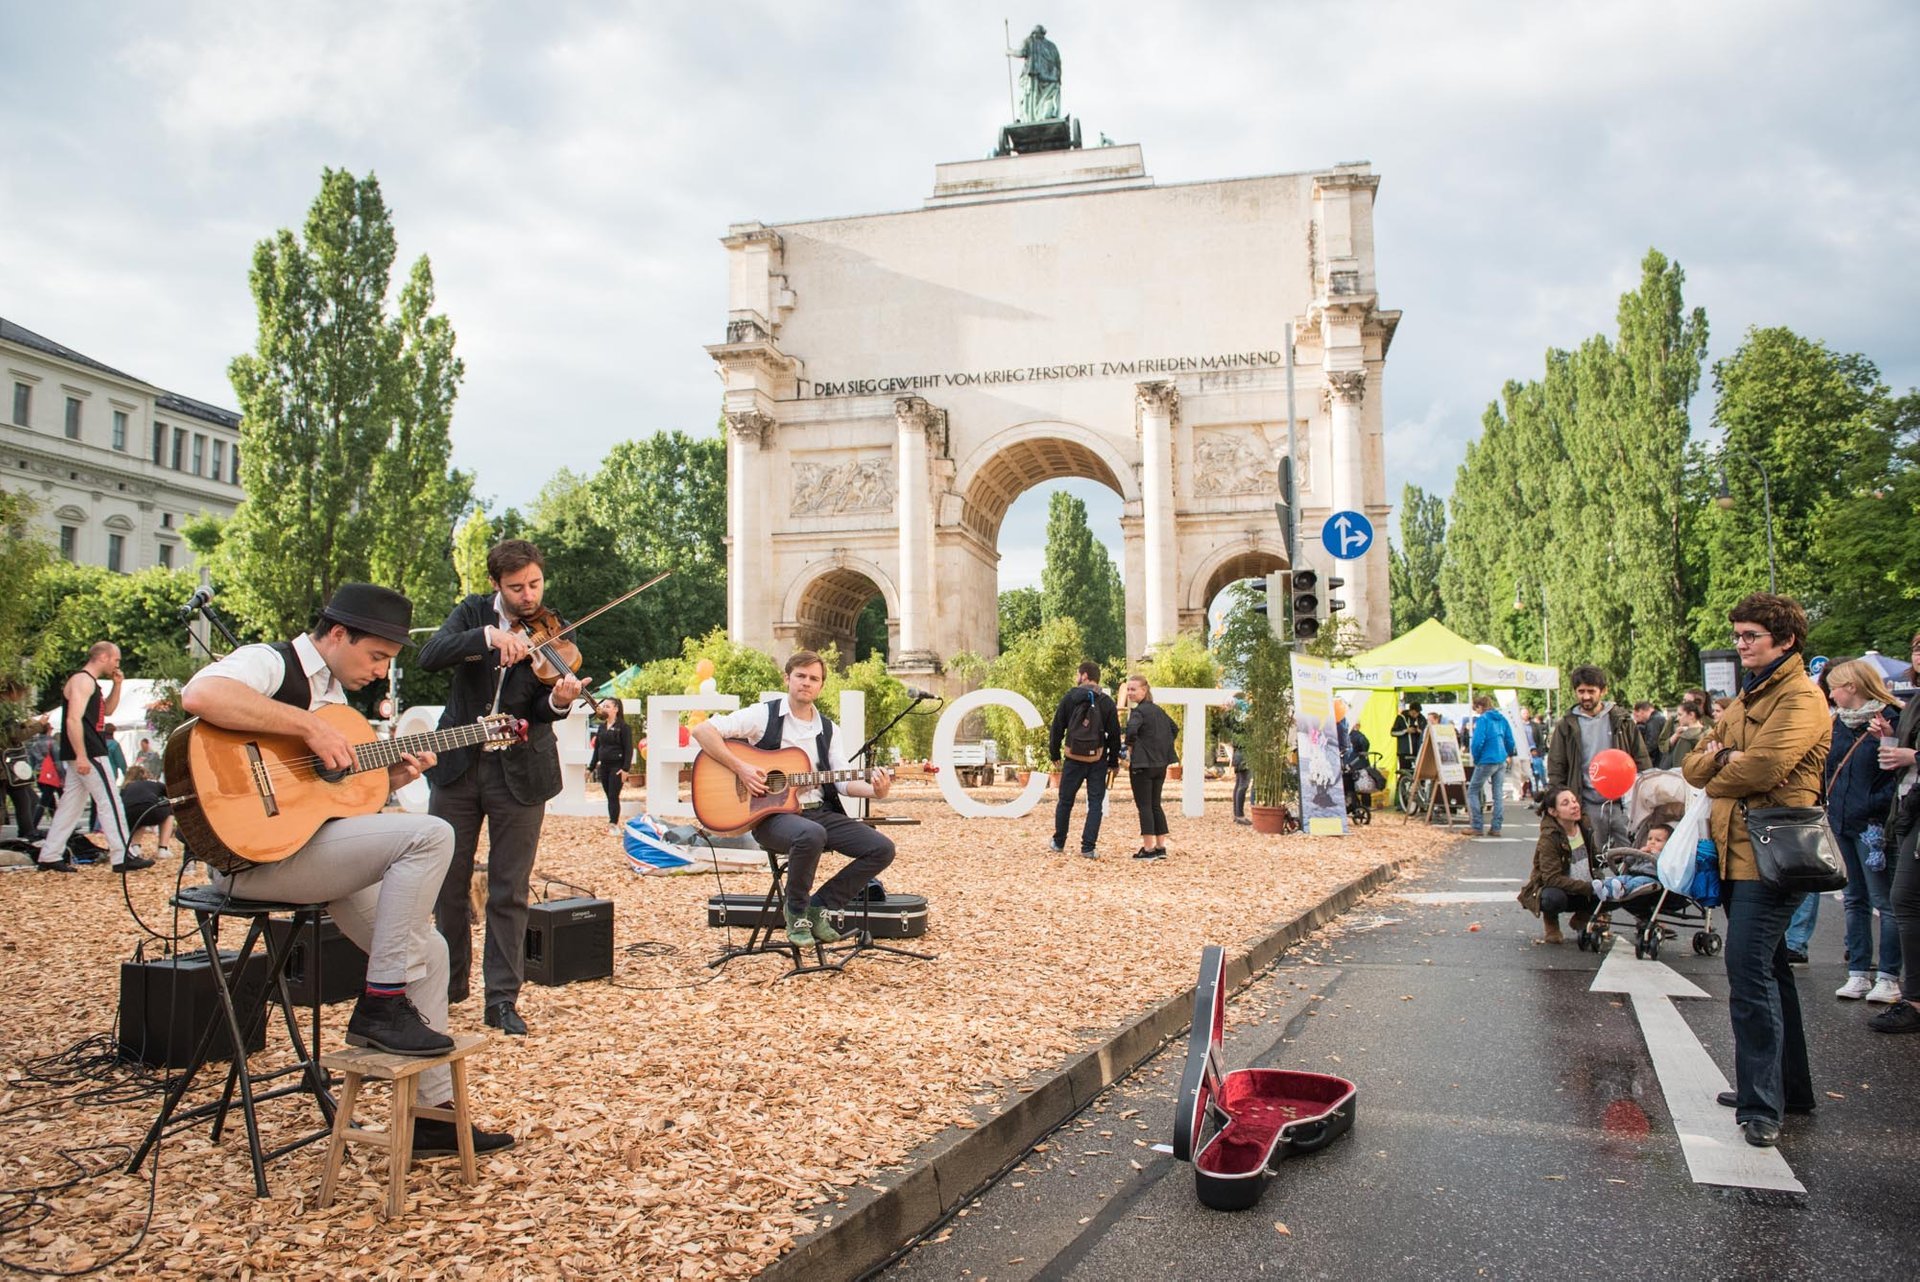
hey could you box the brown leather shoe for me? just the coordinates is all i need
[1542,918,1565,945]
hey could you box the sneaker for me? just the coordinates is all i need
[1835,974,1873,1000]
[1233,816,1252,826]
[1489,827,1502,836]
[155,846,172,859]
[36,858,76,873]
[1865,977,1904,1005]
[413,1116,516,1156]
[804,905,843,944]
[781,905,816,947]
[115,854,156,872]
[345,992,455,1057]
[1047,841,1065,854]
[1867,1002,1920,1034]
[1132,848,1166,861]
[1079,846,1098,859]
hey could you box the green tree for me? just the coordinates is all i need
[0,493,52,737]
[853,595,890,662]
[218,169,467,641]
[985,615,1087,766]
[25,564,204,694]
[997,586,1042,646]
[452,506,494,596]
[1137,632,1223,753]
[1039,492,1124,662]
[1387,483,1446,630]
[1805,392,1920,653]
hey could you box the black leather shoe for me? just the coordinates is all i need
[1786,948,1810,965]
[1716,1090,1814,1115]
[413,1116,515,1156]
[36,859,76,873]
[484,1001,528,1036]
[345,992,455,1057]
[115,854,156,872]
[1742,1118,1781,1147]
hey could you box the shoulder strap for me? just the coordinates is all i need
[268,641,310,709]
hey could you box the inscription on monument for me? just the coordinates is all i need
[791,454,896,516]
[801,348,1288,399]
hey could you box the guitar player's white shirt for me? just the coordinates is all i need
[704,696,853,806]
[184,633,344,711]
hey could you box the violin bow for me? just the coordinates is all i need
[542,571,672,646]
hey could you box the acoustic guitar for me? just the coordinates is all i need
[689,743,884,836]
[166,704,527,874]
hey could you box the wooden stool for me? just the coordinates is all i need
[318,1033,487,1218]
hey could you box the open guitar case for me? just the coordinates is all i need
[1171,944,1357,1211]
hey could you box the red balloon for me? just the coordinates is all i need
[678,725,691,748]
[1587,748,1638,801]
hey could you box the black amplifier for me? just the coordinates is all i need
[524,896,614,986]
[117,949,269,1068]
[265,914,367,1006]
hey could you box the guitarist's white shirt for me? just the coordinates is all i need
[184,634,344,711]
[704,696,852,806]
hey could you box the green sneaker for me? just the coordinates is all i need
[782,905,816,947]
[805,905,844,944]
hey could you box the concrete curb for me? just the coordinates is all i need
[758,858,1408,1282]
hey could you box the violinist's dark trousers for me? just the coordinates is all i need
[752,809,895,915]
[431,752,546,1007]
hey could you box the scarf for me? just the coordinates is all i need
[1837,700,1884,731]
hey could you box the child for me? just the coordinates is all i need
[1593,822,1671,902]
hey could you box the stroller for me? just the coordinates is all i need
[1343,750,1386,826]
[1575,768,1723,961]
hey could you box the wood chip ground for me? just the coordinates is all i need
[0,780,1457,1278]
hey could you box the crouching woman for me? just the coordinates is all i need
[1520,786,1600,944]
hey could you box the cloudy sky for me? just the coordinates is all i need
[4,1,1915,589]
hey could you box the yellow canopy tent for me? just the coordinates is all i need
[1333,618,1558,789]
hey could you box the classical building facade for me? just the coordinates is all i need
[1,317,241,573]
[709,146,1397,676]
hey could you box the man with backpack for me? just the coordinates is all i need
[1048,661,1121,858]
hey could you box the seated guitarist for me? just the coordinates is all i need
[690,649,894,946]
[180,583,511,1156]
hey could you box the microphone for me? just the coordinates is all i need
[902,687,940,701]
[177,585,213,618]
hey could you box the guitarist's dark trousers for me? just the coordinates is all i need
[752,809,894,916]
[431,751,545,1007]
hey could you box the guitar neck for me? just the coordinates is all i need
[784,768,874,787]
[351,722,502,774]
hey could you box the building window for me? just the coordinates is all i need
[171,427,186,470]
[59,526,77,561]
[161,511,173,528]
[112,409,128,451]
[230,444,241,483]
[64,397,81,440]
[107,534,125,573]
[157,542,173,569]
[210,438,225,481]
[191,434,205,475]
[152,422,166,464]
[10,383,27,427]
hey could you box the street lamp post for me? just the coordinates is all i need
[1715,450,1777,594]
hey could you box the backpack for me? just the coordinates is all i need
[1063,690,1106,762]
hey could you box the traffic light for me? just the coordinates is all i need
[1291,568,1320,640]
[1250,572,1286,639]
[1326,575,1347,616]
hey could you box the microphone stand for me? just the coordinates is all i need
[179,600,241,660]
[831,691,938,969]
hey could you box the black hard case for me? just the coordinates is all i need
[705,893,929,939]
[1172,944,1357,1211]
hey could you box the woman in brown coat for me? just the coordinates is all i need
[1682,593,1830,1148]
[1519,785,1599,944]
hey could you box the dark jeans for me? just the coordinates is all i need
[598,767,624,824]
[431,752,547,1007]
[753,808,896,913]
[1538,886,1596,924]
[1232,769,1250,819]
[1052,758,1108,852]
[1723,878,1815,1124]
[1894,829,1920,1001]
[1131,767,1169,837]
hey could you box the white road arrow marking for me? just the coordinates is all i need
[1591,938,1803,1193]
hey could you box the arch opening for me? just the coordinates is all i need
[794,566,888,666]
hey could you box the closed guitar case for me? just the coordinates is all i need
[706,893,929,939]
[1172,944,1357,1211]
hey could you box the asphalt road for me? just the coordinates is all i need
[881,808,1920,1281]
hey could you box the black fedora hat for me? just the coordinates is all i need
[320,583,413,646]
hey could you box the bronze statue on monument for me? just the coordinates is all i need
[996,21,1082,156]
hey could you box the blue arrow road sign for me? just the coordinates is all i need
[1321,510,1374,560]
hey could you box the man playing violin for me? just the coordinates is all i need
[421,539,584,1036]
[691,649,895,946]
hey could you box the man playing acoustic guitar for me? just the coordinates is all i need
[181,583,512,1156]
[690,650,895,946]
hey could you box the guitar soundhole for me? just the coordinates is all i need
[315,764,351,784]
[764,770,788,795]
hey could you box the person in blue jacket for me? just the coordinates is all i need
[1467,694,1518,835]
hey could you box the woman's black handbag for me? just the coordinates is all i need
[1742,803,1847,894]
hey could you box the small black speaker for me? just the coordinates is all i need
[524,897,613,986]
[265,914,368,1006]
[118,949,269,1068]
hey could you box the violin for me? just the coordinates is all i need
[505,572,672,689]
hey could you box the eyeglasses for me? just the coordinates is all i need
[1731,631,1771,646]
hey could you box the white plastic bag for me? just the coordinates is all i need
[1657,788,1712,893]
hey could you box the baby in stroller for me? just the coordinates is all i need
[1576,770,1723,960]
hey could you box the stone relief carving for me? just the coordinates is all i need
[1293,427,1311,492]
[792,455,896,516]
[1190,430,1275,497]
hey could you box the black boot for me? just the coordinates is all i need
[346,992,454,1057]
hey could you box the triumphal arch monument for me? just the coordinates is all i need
[710,127,1397,682]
